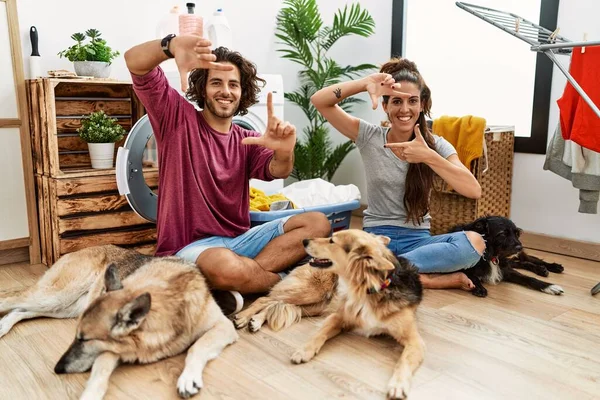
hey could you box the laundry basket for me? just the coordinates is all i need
[250,200,361,232]
[429,127,515,234]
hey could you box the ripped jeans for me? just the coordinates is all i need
[363,225,482,273]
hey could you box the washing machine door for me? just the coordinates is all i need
[232,111,267,133]
[116,114,158,223]
[116,113,268,223]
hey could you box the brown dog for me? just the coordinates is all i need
[234,229,425,399]
[0,245,237,399]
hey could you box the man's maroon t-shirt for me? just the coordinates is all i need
[131,67,274,256]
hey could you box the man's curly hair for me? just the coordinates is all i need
[185,47,265,116]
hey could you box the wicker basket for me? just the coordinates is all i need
[429,128,515,234]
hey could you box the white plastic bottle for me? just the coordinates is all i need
[156,6,181,38]
[208,8,233,50]
[156,6,181,72]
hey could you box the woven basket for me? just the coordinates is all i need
[429,128,515,234]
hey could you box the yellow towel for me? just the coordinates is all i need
[432,115,486,170]
[249,187,295,211]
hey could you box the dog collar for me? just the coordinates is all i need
[367,277,392,294]
[491,256,499,265]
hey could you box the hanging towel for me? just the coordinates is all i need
[432,115,486,170]
[557,46,600,152]
[543,124,600,214]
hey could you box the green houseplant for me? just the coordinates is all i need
[58,29,120,78]
[78,110,125,169]
[275,0,376,181]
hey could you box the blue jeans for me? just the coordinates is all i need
[176,216,292,263]
[363,225,482,273]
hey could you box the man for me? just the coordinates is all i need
[124,35,331,315]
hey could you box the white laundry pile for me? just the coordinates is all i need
[279,178,361,208]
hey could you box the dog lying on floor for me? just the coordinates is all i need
[234,229,425,400]
[0,245,238,400]
[450,216,565,297]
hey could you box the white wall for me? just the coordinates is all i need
[12,0,600,243]
[15,0,391,206]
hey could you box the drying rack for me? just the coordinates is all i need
[457,2,600,296]
[456,2,600,119]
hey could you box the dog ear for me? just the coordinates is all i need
[104,263,123,292]
[113,292,151,336]
[375,235,391,246]
[357,254,396,271]
[473,218,489,234]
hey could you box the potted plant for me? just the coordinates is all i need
[78,110,125,169]
[58,29,120,78]
[275,0,377,181]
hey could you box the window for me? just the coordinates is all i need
[391,0,560,154]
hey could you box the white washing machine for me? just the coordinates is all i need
[115,72,284,223]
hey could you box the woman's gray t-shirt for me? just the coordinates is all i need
[356,119,457,230]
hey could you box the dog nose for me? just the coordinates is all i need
[515,244,523,251]
[302,239,310,247]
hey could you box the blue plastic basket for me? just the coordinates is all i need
[250,199,360,232]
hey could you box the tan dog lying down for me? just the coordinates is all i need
[0,245,237,400]
[234,229,425,400]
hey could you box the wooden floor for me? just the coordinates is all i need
[1,244,599,399]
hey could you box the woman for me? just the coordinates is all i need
[311,58,483,291]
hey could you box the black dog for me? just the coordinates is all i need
[450,216,565,297]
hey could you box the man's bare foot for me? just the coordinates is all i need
[420,272,474,291]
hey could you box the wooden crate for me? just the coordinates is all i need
[26,78,157,265]
[429,129,515,235]
[36,170,159,266]
[27,78,145,177]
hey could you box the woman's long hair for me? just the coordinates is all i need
[380,58,436,225]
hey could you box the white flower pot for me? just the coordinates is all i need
[74,61,111,78]
[88,142,115,169]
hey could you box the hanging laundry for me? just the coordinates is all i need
[557,46,600,153]
[543,125,600,214]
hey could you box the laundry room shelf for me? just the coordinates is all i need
[26,78,146,177]
[35,172,158,266]
[26,79,156,265]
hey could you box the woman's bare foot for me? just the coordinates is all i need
[419,272,474,291]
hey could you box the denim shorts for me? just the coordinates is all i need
[176,216,292,263]
[363,225,482,273]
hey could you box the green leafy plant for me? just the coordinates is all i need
[58,29,120,63]
[276,0,376,181]
[78,111,125,143]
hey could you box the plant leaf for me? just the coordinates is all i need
[323,3,375,51]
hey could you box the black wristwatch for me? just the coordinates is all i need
[161,34,176,58]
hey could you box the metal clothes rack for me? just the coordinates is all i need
[457,2,600,296]
[456,2,600,119]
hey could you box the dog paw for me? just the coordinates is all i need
[0,318,11,339]
[248,317,264,333]
[546,263,564,273]
[387,380,410,400]
[177,367,203,398]
[542,284,564,295]
[471,286,488,297]
[291,347,316,364]
[232,315,248,330]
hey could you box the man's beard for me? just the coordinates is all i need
[204,97,239,119]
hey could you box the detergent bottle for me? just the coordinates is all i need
[156,5,181,38]
[179,2,203,36]
[208,8,233,49]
